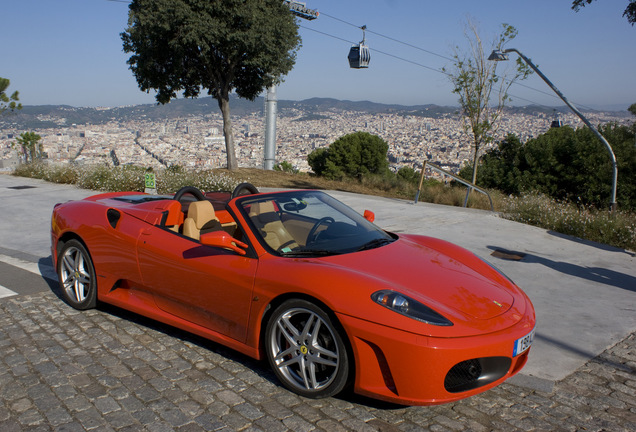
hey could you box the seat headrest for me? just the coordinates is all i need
[250,201,277,224]
[188,200,216,227]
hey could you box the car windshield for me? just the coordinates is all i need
[238,191,395,256]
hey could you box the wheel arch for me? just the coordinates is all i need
[55,232,89,267]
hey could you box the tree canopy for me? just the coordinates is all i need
[572,1,636,26]
[1,77,22,114]
[13,132,43,164]
[462,124,636,210]
[121,0,301,169]
[307,132,390,180]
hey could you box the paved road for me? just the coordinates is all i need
[1,174,635,430]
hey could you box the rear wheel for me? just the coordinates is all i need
[265,299,350,398]
[57,239,97,310]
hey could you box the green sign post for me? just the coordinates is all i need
[144,172,157,194]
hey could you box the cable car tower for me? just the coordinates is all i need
[264,1,319,170]
[284,1,319,20]
[348,25,371,69]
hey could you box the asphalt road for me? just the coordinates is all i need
[1,173,635,431]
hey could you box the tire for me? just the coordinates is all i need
[265,299,350,398]
[57,239,97,310]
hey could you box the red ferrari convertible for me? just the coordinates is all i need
[51,184,535,405]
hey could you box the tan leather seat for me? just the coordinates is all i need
[249,201,298,251]
[183,200,221,241]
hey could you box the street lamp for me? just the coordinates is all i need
[488,48,618,212]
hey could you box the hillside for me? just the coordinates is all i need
[2,96,627,130]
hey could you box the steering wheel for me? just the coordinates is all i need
[306,217,335,245]
[231,182,259,199]
[174,186,206,202]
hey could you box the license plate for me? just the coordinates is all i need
[513,328,535,357]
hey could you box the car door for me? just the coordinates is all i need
[136,225,258,343]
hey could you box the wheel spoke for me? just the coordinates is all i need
[309,350,338,367]
[300,313,317,341]
[299,356,315,389]
[62,252,75,274]
[274,345,300,364]
[63,275,75,289]
[74,279,85,302]
[77,269,91,286]
[276,351,302,368]
[278,316,300,346]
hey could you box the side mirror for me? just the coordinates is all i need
[200,231,248,255]
[363,210,375,223]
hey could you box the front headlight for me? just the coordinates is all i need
[371,290,453,326]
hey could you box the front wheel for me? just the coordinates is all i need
[57,239,97,310]
[265,299,350,398]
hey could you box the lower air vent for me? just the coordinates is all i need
[444,357,511,393]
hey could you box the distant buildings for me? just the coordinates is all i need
[0,108,629,178]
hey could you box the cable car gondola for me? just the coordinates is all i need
[550,109,562,128]
[348,25,370,69]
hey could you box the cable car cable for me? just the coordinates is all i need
[300,25,562,112]
[317,11,597,111]
[320,12,454,63]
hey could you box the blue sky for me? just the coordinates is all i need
[2,0,635,109]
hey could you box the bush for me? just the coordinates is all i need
[472,125,636,210]
[274,161,299,174]
[11,162,237,194]
[307,132,390,180]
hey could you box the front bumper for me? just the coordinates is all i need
[338,312,534,405]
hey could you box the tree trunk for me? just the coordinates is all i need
[216,95,238,170]
[463,141,480,207]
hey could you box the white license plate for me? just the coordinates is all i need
[513,328,535,357]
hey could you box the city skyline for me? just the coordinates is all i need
[2,0,635,110]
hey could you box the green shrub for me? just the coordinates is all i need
[308,132,390,180]
[274,161,299,174]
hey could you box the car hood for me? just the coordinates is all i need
[322,234,516,321]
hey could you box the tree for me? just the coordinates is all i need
[471,124,636,209]
[121,0,301,170]
[443,21,531,203]
[628,102,636,117]
[460,133,526,195]
[13,132,43,163]
[307,132,390,180]
[572,1,636,26]
[1,77,22,114]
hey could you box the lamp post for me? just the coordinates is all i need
[264,1,320,170]
[489,48,618,212]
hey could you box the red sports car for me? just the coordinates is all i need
[51,184,535,405]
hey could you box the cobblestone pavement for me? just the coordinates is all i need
[1,292,635,432]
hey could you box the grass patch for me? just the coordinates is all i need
[501,192,636,252]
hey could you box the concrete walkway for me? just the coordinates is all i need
[1,173,635,393]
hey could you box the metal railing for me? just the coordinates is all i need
[414,161,494,212]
